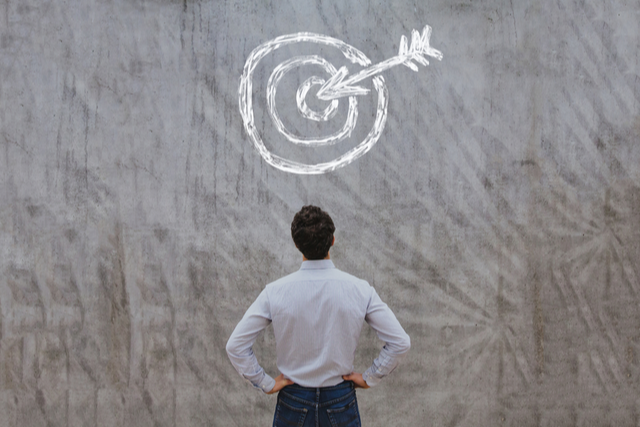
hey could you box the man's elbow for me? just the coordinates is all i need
[226,336,239,358]
[399,333,411,355]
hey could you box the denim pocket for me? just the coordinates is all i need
[326,396,360,427]
[274,398,308,427]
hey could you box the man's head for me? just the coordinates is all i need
[291,205,335,260]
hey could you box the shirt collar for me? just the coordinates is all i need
[300,260,335,270]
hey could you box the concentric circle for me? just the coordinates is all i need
[238,33,388,175]
[266,55,358,147]
[296,76,339,122]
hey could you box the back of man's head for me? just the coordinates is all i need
[291,205,335,260]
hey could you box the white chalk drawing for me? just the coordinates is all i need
[239,25,442,174]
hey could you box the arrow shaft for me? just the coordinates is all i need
[341,54,413,87]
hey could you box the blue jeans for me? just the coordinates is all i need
[273,381,361,427]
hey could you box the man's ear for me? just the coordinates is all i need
[331,236,335,246]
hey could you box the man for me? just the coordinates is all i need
[226,205,411,426]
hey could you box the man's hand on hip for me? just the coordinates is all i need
[342,372,370,389]
[267,373,294,394]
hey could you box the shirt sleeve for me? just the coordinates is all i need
[362,287,411,387]
[226,289,276,393]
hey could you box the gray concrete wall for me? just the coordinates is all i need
[1,0,639,425]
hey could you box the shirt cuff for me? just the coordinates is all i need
[362,369,381,387]
[257,374,276,394]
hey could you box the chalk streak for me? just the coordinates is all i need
[590,352,615,394]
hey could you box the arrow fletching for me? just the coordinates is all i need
[420,25,443,60]
[399,35,409,56]
[315,24,442,100]
[400,25,443,71]
[403,59,420,72]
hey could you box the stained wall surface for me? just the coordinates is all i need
[1,0,640,426]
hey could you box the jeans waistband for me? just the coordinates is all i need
[280,380,355,408]
[285,380,353,392]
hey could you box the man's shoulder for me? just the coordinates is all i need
[265,270,301,288]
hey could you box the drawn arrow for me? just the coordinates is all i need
[316,25,443,101]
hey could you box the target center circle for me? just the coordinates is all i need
[266,55,358,147]
[296,76,339,122]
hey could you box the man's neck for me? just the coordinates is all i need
[302,253,330,261]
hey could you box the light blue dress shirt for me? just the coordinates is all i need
[226,260,411,393]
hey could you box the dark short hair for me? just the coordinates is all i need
[291,205,335,260]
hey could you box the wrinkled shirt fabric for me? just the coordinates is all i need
[226,260,411,393]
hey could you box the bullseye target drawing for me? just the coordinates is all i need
[238,26,442,175]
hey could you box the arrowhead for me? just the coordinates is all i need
[316,66,370,100]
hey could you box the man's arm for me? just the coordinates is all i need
[226,289,277,393]
[360,287,411,387]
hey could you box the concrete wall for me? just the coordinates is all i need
[1,0,639,425]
